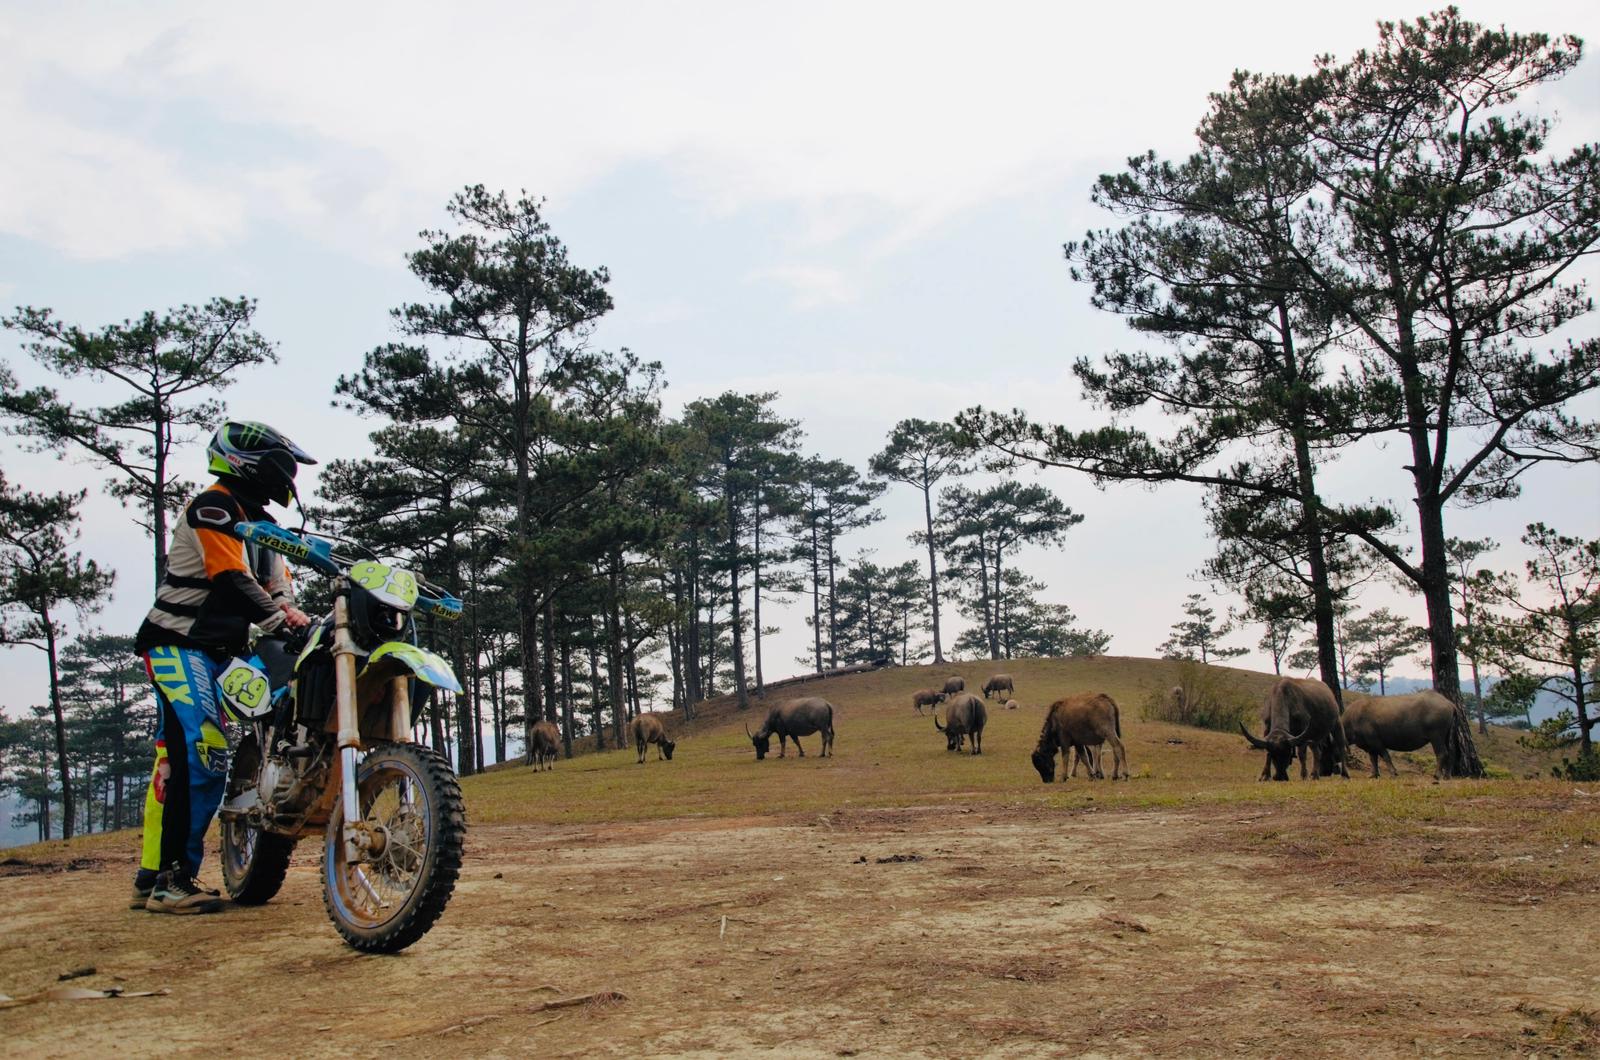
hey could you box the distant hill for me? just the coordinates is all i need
[0,794,37,850]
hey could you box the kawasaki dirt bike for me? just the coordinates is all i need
[214,520,466,953]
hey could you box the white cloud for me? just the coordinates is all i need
[748,264,855,309]
[6,0,1595,260]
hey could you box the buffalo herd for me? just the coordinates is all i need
[533,666,1461,783]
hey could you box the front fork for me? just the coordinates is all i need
[331,592,418,865]
[331,593,365,863]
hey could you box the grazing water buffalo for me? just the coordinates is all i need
[911,688,947,715]
[933,692,987,755]
[1241,677,1348,781]
[1342,691,1456,778]
[747,697,835,760]
[1031,693,1128,782]
[630,713,676,764]
[942,676,966,695]
[528,719,560,771]
[982,674,1015,700]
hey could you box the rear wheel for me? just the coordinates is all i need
[220,736,297,905]
[322,742,465,953]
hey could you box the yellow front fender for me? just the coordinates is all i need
[359,641,462,693]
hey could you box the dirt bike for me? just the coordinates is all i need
[214,520,466,953]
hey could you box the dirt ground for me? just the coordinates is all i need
[3,797,1597,1058]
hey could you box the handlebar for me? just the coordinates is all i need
[236,520,464,621]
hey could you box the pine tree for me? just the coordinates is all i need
[0,472,115,838]
[2,299,277,588]
[870,419,970,663]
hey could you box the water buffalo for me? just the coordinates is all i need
[630,713,676,764]
[624,714,675,765]
[1342,691,1456,778]
[1241,677,1348,781]
[911,688,947,715]
[747,697,835,760]
[528,719,560,771]
[982,674,1014,700]
[933,692,987,755]
[942,676,965,695]
[1031,693,1128,782]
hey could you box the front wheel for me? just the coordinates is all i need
[322,742,465,953]
[220,735,297,905]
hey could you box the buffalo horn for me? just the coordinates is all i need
[1238,721,1269,750]
[932,709,945,731]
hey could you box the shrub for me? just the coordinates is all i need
[1142,661,1257,732]
[1552,751,1600,782]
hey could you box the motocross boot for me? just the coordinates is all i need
[145,864,224,915]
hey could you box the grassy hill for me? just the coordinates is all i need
[465,655,1568,828]
[3,656,1568,863]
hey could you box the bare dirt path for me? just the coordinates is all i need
[3,797,1597,1057]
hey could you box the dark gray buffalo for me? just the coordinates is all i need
[982,674,1014,700]
[1342,691,1456,778]
[1241,677,1348,781]
[747,697,835,760]
[528,719,560,771]
[933,692,987,755]
[942,676,966,695]
[1031,693,1128,782]
[911,688,947,715]
[630,713,676,764]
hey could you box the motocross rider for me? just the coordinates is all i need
[130,421,315,914]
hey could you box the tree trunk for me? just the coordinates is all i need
[1408,433,1484,777]
[864,568,876,660]
[922,480,945,663]
[686,541,702,706]
[974,531,997,660]
[587,623,606,752]
[37,754,49,839]
[454,682,475,776]
[606,555,627,745]
[543,600,559,724]
[559,631,575,758]
[1573,656,1593,757]
[752,488,765,697]
[668,570,686,714]
[152,403,170,590]
[430,694,448,756]
[1464,604,1487,734]
[726,467,750,709]
[473,662,486,771]
[112,677,126,829]
[826,513,839,670]
[811,510,823,673]
[1276,299,1345,709]
[492,654,507,766]
[625,620,642,716]
[43,606,74,839]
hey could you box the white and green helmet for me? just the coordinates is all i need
[206,421,316,505]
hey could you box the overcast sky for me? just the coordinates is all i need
[3,1,1598,725]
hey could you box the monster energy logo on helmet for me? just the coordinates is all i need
[207,420,317,504]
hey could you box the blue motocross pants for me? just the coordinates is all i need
[136,646,231,883]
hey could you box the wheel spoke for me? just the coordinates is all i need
[323,745,462,951]
[351,865,387,908]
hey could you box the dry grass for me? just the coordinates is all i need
[4,657,1580,876]
[463,656,1575,829]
